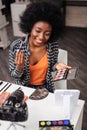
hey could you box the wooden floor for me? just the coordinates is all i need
[0,15,87,130]
[60,28,87,130]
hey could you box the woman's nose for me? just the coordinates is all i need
[39,33,45,40]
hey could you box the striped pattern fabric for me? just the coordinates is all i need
[9,35,59,92]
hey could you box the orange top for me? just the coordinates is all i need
[29,52,48,85]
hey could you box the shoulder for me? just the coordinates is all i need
[10,38,22,51]
[48,41,59,50]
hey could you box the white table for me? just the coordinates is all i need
[0,81,85,130]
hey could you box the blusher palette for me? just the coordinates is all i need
[39,120,74,130]
[39,126,73,130]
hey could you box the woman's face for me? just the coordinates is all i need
[29,21,52,47]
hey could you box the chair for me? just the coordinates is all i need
[54,48,68,89]
[7,122,25,130]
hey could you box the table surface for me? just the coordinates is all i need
[0,81,85,130]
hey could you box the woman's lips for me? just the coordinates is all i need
[36,41,43,44]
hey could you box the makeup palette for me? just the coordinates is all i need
[39,120,74,130]
[39,120,70,127]
[53,67,78,81]
[53,69,69,81]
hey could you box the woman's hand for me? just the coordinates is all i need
[54,62,71,70]
[15,50,25,71]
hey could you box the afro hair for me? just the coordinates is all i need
[19,1,64,42]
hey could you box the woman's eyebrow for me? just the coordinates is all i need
[36,26,51,30]
[36,27,52,32]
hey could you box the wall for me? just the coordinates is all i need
[65,0,87,28]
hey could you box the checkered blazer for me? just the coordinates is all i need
[9,35,59,92]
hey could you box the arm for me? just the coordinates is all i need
[9,41,24,79]
[53,62,71,71]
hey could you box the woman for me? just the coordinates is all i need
[9,1,71,92]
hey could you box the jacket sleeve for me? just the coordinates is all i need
[50,41,59,72]
[9,40,23,79]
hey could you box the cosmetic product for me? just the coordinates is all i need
[0,81,3,85]
[39,120,74,130]
[53,67,78,81]
[3,84,12,92]
[0,83,9,92]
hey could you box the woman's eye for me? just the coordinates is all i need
[35,29,51,37]
[35,29,41,33]
[45,32,51,36]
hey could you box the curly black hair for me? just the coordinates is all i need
[19,1,64,42]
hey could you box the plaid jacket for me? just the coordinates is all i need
[9,35,59,92]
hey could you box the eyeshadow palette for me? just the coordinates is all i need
[53,69,69,81]
[39,120,74,130]
[53,67,78,81]
[39,120,70,126]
